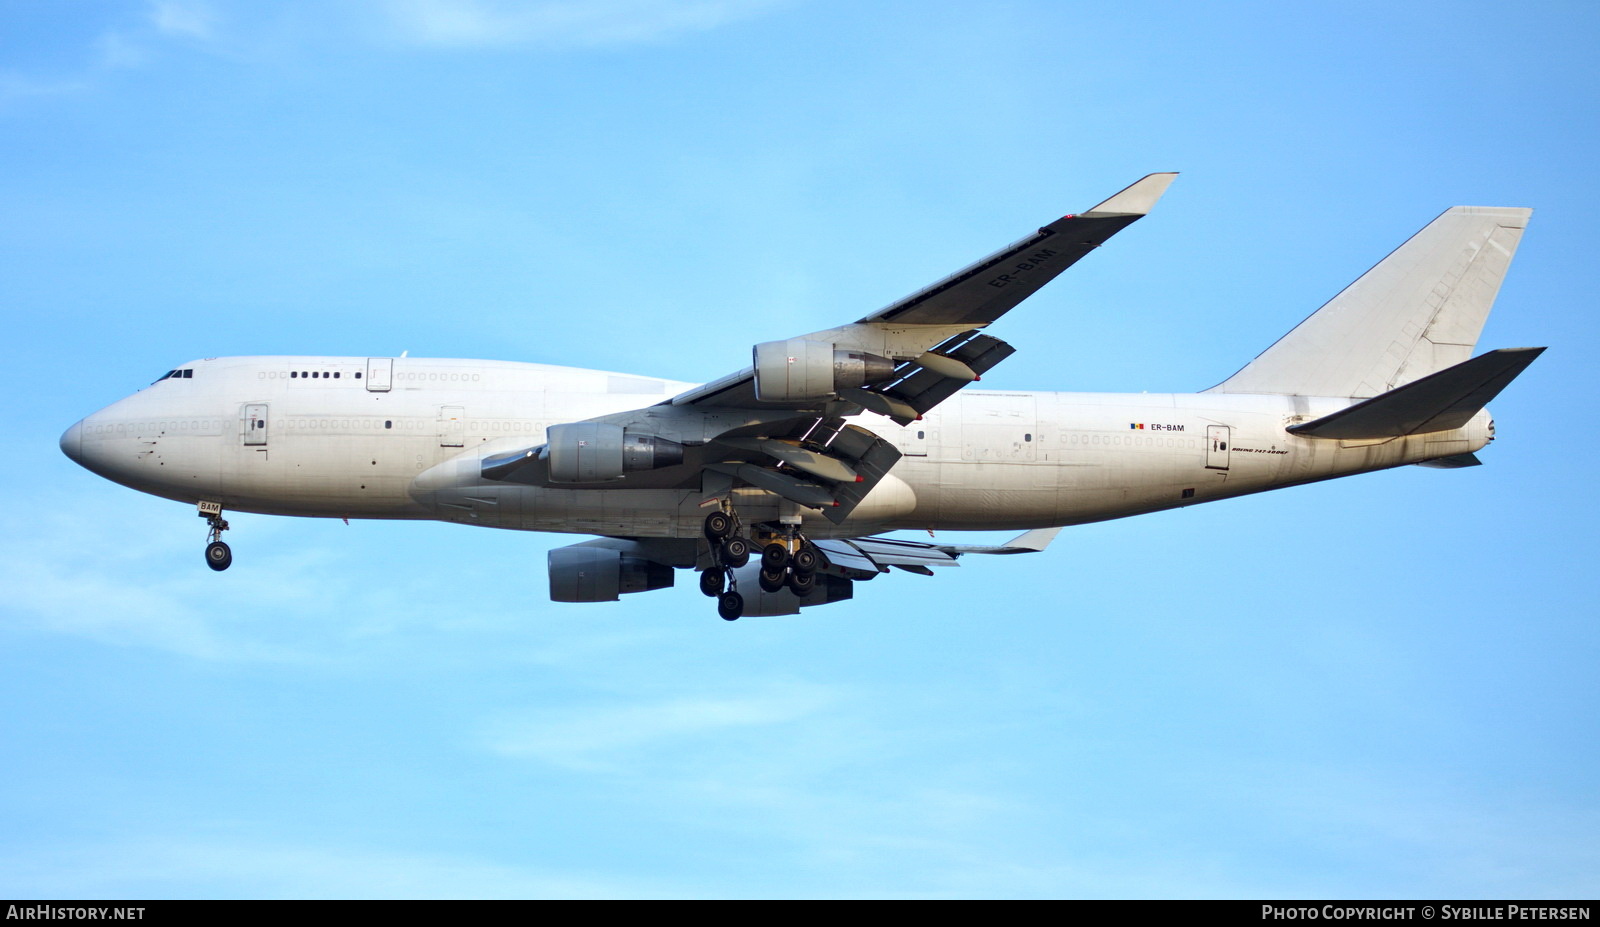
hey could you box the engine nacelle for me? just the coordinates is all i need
[724,564,855,615]
[549,547,675,603]
[752,338,895,402]
[545,422,685,483]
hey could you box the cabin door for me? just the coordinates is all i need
[1206,425,1231,470]
[365,358,393,392]
[438,406,465,448]
[243,403,269,446]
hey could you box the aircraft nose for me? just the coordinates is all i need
[60,420,85,466]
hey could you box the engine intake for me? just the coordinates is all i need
[545,422,685,483]
[752,338,895,402]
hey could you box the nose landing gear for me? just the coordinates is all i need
[198,501,232,572]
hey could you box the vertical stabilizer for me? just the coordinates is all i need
[1207,206,1531,397]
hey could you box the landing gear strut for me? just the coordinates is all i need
[764,526,820,596]
[199,501,232,572]
[704,505,747,619]
[700,503,822,620]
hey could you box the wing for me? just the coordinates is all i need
[547,529,1064,616]
[670,171,1178,413]
[484,174,1175,524]
[858,173,1178,326]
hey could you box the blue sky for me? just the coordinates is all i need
[3,0,1597,899]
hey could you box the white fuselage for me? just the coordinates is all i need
[61,355,1494,538]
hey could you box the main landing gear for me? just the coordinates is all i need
[699,507,820,621]
[199,501,232,572]
[701,507,746,620]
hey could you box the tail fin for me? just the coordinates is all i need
[1207,206,1532,397]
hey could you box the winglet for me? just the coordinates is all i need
[1001,527,1062,552]
[936,526,1063,556]
[1081,172,1178,217]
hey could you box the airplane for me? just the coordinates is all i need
[59,173,1544,620]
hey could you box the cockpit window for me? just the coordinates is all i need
[151,368,195,383]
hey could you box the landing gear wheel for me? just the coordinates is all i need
[721,536,750,568]
[761,542,790,572]
[792,546,819,573]
[205,540,232,572]
[700,567,727,598]
[786,569,816,595]
[704,511,734,541]
[758,568,787,593]
[717,591,744,621]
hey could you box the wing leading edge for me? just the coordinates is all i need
[668,172,1178,413]
[858,172,1178,326]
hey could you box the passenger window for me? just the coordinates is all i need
[384,420,392,429]
[291,371,297,378]
[355,371,362,378]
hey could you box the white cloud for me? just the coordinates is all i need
[0,74,90,100]
[0,837,692,899]
[149,0,219,41]
[95,33,151,70]
[483,679,838,770]
[375,0,784,49]
[0,488,441,664]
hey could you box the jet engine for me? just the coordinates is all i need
[548,547,675,602]
[545,422,685,483]
[752,338,895,402]
[720,563,855,616]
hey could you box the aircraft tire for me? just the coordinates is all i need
[721,537,750,568]
[205,541,232,572]
[760,542,789,572]
[704,512,734,541]
[718,591,744,621]
[700,567,726,597]
[792,546,819,573]
[786,569,816,595]
[758,568,786,593]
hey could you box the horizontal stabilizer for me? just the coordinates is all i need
[1288,347,1544,440]
[1416,453,1482,469]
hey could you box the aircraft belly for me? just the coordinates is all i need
[220,427,432,518]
